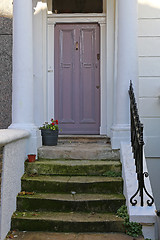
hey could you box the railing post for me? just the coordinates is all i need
[129,81,154,207]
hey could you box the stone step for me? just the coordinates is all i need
[21,175,123,194]
[38,144,120,160]
[6,231,145,240]
[11,211,125,233]
[17,193,125,213]
[58,135,110,144]
[25,160,122,176]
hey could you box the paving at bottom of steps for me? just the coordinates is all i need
[5,231,144,240]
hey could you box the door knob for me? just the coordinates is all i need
[96,86,100,89]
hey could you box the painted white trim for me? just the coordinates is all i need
[100,22,107,135]
[47,13,107,134]
[106,0,115,137]
[48,13,106,24]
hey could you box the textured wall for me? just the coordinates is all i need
[0,129,30,240]
[0,16,12,129]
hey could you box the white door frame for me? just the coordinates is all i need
[47,13,107,135]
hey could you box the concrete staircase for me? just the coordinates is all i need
[11,136,125,233]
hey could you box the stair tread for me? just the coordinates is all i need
[26,160,121,166]
[13,211,123,222]
[38,143,120,160]
[22,175,123,183]
[17,193,125,201]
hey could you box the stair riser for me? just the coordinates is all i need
[11,218,125,233]
[17,198,125,213]
[38,152,119,161]
[25,163,121,176]
[58,138,110,144]
[21,179,123,194]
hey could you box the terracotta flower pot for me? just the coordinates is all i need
[28,154,36,162]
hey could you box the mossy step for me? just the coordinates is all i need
[25,160,121,176]
[17,193,125,213]
[58,135,110,144]
[11,211,125,233]
[38,144,120,160]
[21,175,123,194]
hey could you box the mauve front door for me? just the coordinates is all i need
[55,23,100,134]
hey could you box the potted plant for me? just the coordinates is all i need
[39,118,59,146]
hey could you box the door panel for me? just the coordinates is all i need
[55,24,100,134]
[80,28,97,124]
[58,28,75,124]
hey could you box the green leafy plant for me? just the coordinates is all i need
[39,118,59,131]
[117,205,142,238]
[102,171,121,177]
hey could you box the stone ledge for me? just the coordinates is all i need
[0,129,30,147]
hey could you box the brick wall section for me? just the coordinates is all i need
[0,17,12,129]
[0,147,3,206]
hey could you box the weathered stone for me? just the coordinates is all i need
[21,175,123,194]
[5,231,145,240]
[11,211,125,233]
[58,135,110,144]
[17,193,125,213]
[11,138,126,234]
[38,143,120,160]
[25,160,122,176]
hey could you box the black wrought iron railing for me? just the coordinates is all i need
[128,81,154,207]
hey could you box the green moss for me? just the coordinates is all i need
[102,171,121,177]
[25,160,122,176]
[117,205,142,238]
[11,212,125,233]
[17,193,125,213]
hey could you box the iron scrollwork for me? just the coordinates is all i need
[129,81,154,207]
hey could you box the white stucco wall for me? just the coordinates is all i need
[0,130,30,240]
[138,0,160,158]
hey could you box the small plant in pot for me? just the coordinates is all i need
[28,154,36,162]
[39,118,59,146]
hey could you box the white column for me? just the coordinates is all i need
[111,0,138,149]
[10,0,41,154]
